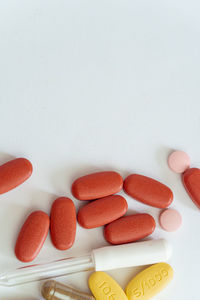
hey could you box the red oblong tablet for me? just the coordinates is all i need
[182,168,200,209]
[77,195,128,229]
[50,197,76,250]
[123,174,173,208]
[72,171,123,201]
[104,214,156,245]
[15,211,50,262]
[0,158,33,194]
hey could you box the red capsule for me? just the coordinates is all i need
[50,197,76,250]
[72,171,123,201]
[182,168,200,209]
[77,195,128,229]
[104,214,156,245]
[15,211,50,262]
[123,174,173,208]
[0,158,33,194]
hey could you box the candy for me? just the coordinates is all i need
[50,197,76,250]
[182,168,200,208]
[125,263,173,300]
[89,271,128,300]
[104,214,156,245]
[159,209,182,232]
[72,171,123,201]
[123,174,173,208]
[42,280,95,300]
[15,211,50,262]
[77,195,128,229]
[168,150,190,173]
[0,158,33,194]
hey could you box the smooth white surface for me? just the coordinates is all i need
[93,239,171,271]
[0,0,200,298]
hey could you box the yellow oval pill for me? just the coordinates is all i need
[125,263,173,300]
[89,271,128,300]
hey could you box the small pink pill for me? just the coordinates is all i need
[168,150,190,173]
[159,208,182,232]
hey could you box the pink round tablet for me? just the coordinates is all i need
[168,150,190,173]
[159,209,182,232]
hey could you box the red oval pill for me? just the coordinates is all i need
[0,158,33,194]
[182,168,200,209]
[50,197,76,250]
[77,195,128,229]
[104,213,156,245]
[72,171,123,201]
[123,174,173,208]
[15,211,50,262]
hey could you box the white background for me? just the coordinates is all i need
[0,0,200,299]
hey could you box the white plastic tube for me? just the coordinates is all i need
[93,239,172,271]
[0,239,172,286]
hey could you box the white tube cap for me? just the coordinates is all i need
[92,239,172,271]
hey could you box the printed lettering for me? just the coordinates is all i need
[133,288,142,297]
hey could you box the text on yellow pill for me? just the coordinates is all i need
[125,263,173,300]
[89,271,128,300]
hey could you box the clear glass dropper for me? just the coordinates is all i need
[0,239,172,287]
[0,255,93,286]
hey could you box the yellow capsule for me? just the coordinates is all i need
[88,271,128,300]
[125,263,173,300]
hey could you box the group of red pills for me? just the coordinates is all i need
[0,150,198,264]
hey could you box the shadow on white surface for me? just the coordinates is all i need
[0,203,28,262]
[5,298,38,300]
[108,265,147,289]
[0,152,16,165]
[27,188,57,215]
[67,164,123,184]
